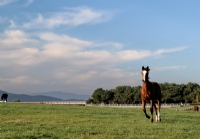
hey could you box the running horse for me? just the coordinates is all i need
[141,66,161,122]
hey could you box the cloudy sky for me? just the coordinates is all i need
[0,0,199,95]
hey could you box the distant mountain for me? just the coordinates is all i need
[0,91,63,102]
[31,91,90,100]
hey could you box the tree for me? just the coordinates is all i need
[87,82,200,104]
[92,88,105,104]
[132,86,141,104]
[184,82,199,103]
[86,98,93,104]
[100,90,114,104]
[194,88,200,103]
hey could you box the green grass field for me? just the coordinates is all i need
[0,103,200,139]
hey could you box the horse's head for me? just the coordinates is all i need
[141,66,150,82]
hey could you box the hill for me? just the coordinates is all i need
[0,90,90,102]
[31,91,90,100]
[0,91,63,102]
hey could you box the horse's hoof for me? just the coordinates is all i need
[151,119,153,123]
[156,118,161,122]
[146,115,150,119]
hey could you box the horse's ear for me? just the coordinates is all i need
[142,66,144,70]
[147,66,150,71]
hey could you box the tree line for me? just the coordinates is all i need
[86,82,200,104]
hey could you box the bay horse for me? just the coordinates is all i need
[141,66,161,122]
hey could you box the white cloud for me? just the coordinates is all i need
[22,14,43,29]
[0,0,15,6]
[117,50,151,61]
[0,47,43,67]
[22,7,113,29]
[117,47,187,61]
[94,42,124,50]
[39,32,93,49]
[9,75,39,84]
[0,29,187,94]
[0,30,117,67]
[52,67,138,91]
[0,75,42,95]
[0,30,187,68]
[9,20,17,28]
[0,30,39,49]
[154,47,187,55]
[23,0,33,7]
[152,66,186,71]
[0,0,33,6]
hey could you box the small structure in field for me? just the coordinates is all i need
[13,99,20,102]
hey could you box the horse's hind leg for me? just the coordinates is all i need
[153,102,158,122]
[157,100,161,122]
[150,100,154,122]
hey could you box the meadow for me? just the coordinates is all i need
[0,103,199,139]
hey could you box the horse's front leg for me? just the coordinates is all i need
[150,100,154,122]
[142,99,150,119]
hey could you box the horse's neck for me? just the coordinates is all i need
[143,80,151,90]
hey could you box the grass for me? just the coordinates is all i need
[0,103,200,139]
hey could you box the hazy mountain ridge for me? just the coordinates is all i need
[0,91,90,102]
[31,91,90,100]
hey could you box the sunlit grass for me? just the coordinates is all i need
[0,103,200,139]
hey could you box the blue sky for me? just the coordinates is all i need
[0,0,199,95]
